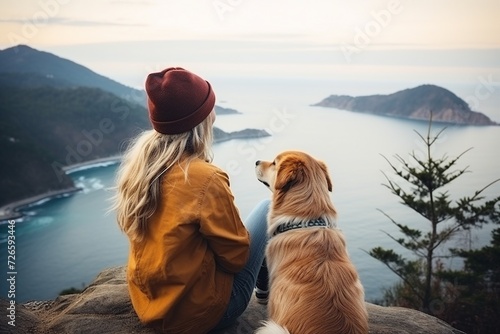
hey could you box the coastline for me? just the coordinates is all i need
[0,155,123,223]
[0,130,268,223]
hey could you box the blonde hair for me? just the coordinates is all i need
[112,116,213,241]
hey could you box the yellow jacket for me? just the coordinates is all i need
[127,158,250,333]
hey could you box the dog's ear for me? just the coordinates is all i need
[274,157,305,192]
[318,160,333,192]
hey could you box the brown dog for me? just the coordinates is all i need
[255,151,368,334]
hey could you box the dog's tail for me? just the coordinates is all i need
[255,320,290,334]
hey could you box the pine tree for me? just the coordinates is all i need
[369,118,500,313]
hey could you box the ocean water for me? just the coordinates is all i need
[1,78,499,303]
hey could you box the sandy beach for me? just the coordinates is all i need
[0,155,122,222]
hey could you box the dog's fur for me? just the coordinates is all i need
[255,151,369,334]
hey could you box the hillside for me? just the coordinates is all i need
[313,84,497,125]
[0,85,151,206]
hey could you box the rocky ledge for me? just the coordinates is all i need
[1,266,465,334]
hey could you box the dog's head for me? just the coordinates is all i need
[255,151,332,193]
[255,150,336,221]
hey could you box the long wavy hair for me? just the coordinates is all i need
[112,116,214,242]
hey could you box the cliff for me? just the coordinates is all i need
[0,266,465,334]
[313,84,497,126]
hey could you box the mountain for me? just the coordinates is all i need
[0,84,151,207]
[0,45,270,209]
[0,45,144,104]
[313,84,497,126]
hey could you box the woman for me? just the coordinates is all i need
[113,67,269,333]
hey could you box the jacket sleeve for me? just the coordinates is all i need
[199,170,250,274]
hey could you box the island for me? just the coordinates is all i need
[215,105,241,115]
[312,84,497,126]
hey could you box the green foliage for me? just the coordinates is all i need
[369,117,500,316]
[435,228,500,333]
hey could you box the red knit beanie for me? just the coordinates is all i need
[145,67,216,134]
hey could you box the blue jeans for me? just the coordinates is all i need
[211,199,270,330]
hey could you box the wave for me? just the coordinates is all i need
[27,197,52,207]
[75,177,105,194]
[22,192,76,209]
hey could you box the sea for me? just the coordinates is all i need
[1,77,499,303]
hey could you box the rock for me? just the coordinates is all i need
[2,300,39,334]
[365,303,464,334]
[0,266,465,334]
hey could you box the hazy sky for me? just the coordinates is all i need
[1,0,499,47]
[0,0,499,96]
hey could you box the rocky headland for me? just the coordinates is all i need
[313,84,497,126]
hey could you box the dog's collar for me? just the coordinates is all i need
[272,218,328,237]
